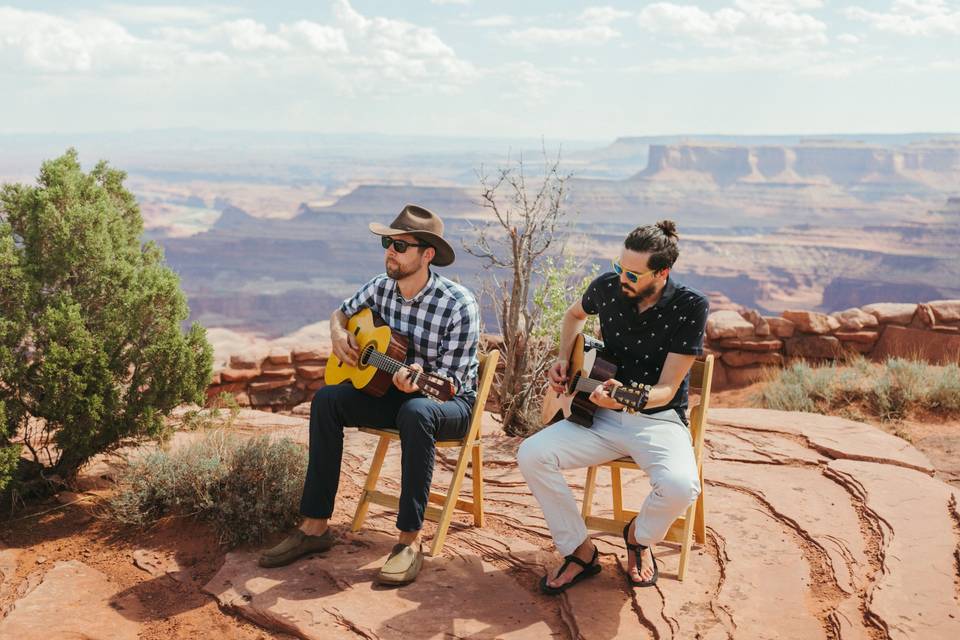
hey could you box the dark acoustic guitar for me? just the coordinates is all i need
[540,333,648,427]
[324,308,455,402]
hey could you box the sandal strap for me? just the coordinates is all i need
[552,545,598,580]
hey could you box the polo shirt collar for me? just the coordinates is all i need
[654,276,678,309]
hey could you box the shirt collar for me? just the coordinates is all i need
[653,276,678,309]
[392,269,437,304]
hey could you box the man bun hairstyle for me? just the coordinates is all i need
[624,219,680,272]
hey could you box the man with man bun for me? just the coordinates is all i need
[517,220,709,593]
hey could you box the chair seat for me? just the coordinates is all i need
[357,426,477,447]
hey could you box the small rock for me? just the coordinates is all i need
[765,316,796,338]
[266,349,293,365]
[862,303,917,325]
[928,300,960,323]
[832,308,879,330]
[707,310,755,340]
[782,310,841,334]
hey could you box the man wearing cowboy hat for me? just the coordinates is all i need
[259,204,480,586]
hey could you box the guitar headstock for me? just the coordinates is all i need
[612,382,651,413]
[419,373,455,403]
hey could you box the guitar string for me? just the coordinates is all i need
[362,347,443,395]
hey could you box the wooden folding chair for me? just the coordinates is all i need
[350,350,500,557]
[580,354,714,581]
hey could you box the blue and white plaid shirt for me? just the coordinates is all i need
[340,270,480,401]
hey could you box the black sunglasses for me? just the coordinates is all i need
[381,236,430,253]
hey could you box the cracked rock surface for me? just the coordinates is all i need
[201,407,960,640]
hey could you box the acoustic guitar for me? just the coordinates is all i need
[324,308,455,402]
[541,333,649,427]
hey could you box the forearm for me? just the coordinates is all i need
[556,309,588,362]
[330,308,349,336]
[642,384,676,410]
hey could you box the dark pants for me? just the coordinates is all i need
[299,383,473,532]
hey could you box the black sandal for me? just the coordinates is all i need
[538,544,602,596]
[623,517,658,587]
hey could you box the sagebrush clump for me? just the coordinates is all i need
[110,431,307,546]
[757,356,960,421]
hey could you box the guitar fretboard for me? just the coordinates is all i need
[572,374,639,407]
[364,349,423,385]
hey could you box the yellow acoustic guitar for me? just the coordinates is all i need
[324,308,455,402]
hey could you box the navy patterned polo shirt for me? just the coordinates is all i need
[581,273,709,424]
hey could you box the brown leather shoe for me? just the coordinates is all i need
[258,529,336,568]
[376,543,423,586]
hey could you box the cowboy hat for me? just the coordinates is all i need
[369,204,455,267]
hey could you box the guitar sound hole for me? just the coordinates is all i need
[359,345,374,366]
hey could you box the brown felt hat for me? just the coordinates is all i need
[368,204,455,267]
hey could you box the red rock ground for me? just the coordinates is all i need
[2,395,959,639]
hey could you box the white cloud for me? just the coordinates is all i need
[219,19,290,51]
[845,0,960,36]
[0,7,175,72]
[101,4,235,24]
[837,33,861,44]
[0,1,470,95]
[578,6,633,25]
[637,1,828,50]
[506,24,620,46]
[280,20,349,54]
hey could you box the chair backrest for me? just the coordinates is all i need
[687,354,715,463]
[462,350,500,444]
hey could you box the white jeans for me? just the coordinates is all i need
[517,408,701,556]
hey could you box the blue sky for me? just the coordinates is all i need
[1,1,958,139]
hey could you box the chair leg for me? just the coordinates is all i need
[611,466,624,522]
[429,442,473,557]
[351,436,390,532]
[694,468,706,544]
[471,443,484,527]
[581,466,598,519]
[677,502,697,581]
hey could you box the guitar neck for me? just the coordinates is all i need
[364,349,444,393]
[573,376,604,395]
[365,349,418,380]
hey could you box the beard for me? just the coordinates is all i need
[620,281,657,303]
[385,257,417,280]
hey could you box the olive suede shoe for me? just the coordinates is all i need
[258,528,336,568]
[376,543,423,586]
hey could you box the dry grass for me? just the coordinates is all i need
[756,356,960,423]
[109,430,307,546]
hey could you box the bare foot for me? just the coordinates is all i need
[546,540,597,589]
[626,529,655,583]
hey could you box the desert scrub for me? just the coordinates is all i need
[757,356,960,421]
[110,430,306,546]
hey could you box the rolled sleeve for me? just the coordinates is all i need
[668,295,709,356]
[580,274,609,315]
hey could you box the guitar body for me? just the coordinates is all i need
[541,334,619,428]
[325,308,408,397]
